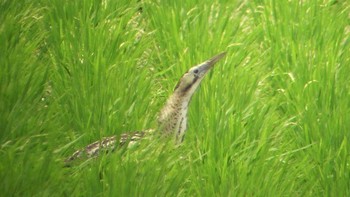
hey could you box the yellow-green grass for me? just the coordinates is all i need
[1,0,349,196]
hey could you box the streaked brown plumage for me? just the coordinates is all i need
[64,130,152,164]
[64,52,226,164]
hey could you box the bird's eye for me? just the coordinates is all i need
[193,69,199,74]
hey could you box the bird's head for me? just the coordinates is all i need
[173,52,226,98]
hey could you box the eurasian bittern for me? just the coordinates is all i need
[65,52,226,164]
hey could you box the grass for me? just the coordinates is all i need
[1,0,350,196]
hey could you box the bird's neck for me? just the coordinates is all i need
[158,91,192,143]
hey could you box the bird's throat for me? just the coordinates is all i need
[158,92,190,143]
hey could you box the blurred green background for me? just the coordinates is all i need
[1,0,350,196]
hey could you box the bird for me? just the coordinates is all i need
[64,52,226,164]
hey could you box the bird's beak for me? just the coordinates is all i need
[207,52,226,67]
[197,52,226,76]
